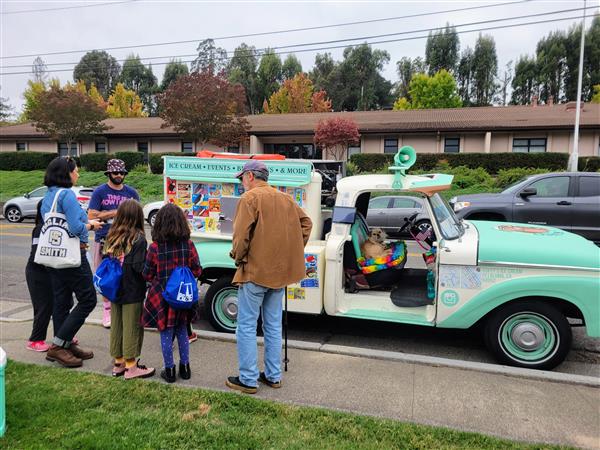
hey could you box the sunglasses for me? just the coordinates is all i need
[110,172,126,176]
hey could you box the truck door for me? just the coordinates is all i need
[512,175,573,232]
[570,175,600,241]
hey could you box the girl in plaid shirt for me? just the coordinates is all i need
[142,204,202,383]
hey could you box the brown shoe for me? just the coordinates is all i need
[46,345,82,368]
[68,344,94,360]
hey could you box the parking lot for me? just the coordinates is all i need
[2,219,598,377]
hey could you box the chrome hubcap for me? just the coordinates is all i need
[510,322,545,351]
[220,295,238,320]
[7,209,20,221]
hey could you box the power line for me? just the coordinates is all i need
[2,12,596,77]
[1,5,592,70]
[0,0,531,60]
[0,0,136,16]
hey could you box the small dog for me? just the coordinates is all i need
[361,228,391,260]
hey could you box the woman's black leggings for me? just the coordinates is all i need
[26,262,56,342]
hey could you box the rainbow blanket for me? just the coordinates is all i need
[357,241,407,274]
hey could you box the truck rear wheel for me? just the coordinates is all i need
[204,276,238,333]
[484,301,571,370]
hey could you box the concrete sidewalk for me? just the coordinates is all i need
[1,320,598,449]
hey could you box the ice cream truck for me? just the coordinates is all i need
[163,148,600,370]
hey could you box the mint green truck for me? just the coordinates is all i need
[163,150,600,370]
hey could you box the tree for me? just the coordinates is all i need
[471,34,498,106]
[314,117,360,161]
[425,24,459,75]
[564,17,600,101]
[28,86,109,154]
[106,83,146,118]
[536,30,567,103]
[393,69,462,110]
[31,56,48,83]
[511,55,538,105]
[159,71,250,147]
[309,53,337,92]
[68,80,107,109]
[0,93,13,124]
[282,54,302,79]
[20,80,47,121]
[333,44,392,111]
[495,61,513,106]
[257,49,283,109]
[457,47,474,105]
[191,39,228,74]
[585,17,600,101]
[120,54,159,115]
[591,84,600,103]
[73,50,121,98]
[395,57,426,100]
[161,60,189,91]
[227,44,260,114]
[263,73,332,113]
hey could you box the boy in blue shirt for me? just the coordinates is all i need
[88,159,140,327]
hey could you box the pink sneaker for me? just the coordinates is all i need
[112,363,126,377]
[26,341,50,352]
[102,303,111,328]
[124,361,155,380]
[188,332,198,344]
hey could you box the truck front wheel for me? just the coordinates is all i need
[484,301,571,370]
[204,276,238,333]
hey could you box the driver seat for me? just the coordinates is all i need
[343,212,406,291]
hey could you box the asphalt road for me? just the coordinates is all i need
[1,219,599,377]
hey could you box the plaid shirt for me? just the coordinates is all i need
[141,240,202,331]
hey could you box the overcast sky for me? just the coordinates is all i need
[0,0,595,115]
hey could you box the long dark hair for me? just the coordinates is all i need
[44,157,77,188]
[151,203,190,243]
[104,200,145,257]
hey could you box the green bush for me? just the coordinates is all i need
[495,167,550,189]
[578,156,600,172]
[149,152,188,174]
[349,154,394,173]
[114,152,144,171]
[79,153,110,172]
[0,152,57,171]
[447,166,494,189]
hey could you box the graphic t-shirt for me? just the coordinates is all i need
[89,184,140,242]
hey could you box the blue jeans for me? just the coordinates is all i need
[236,282,284,387]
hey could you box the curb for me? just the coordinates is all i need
[82,318,600,388]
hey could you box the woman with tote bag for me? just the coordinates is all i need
[39,157,103,368]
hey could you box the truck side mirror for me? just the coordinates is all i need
[23,193,30,199]
[519,187,537,198]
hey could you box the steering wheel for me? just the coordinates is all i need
[398,212,419,234]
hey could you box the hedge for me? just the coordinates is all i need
[578,156,600,172]
[80,153,111,172]
[114,152,145,171]
[149,152,186,174]
[0,152,58,171]
[350,152,573,174]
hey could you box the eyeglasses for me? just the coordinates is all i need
[111,172,126,176]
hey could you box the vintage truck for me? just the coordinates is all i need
[162,148,600,370]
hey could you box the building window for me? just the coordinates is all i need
[95,142,107,153]
[444,137,460,153]
[347,144,361,159]
[264,143,321,159]
[227,145,240,153]
[383,138,398,154]
[181,141,194,153]
[137,141,149,162]
[16,142,26,152]
[512,138,547,153]
[58,142,78,157]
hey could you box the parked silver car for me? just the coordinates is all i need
[366,195,431,237]
[2,186,94,223]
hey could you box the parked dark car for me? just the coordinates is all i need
[450,172,600,242]
[366,195,430,237]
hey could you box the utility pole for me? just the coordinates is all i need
[568,0,587,172]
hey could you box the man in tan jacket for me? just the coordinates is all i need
[226,160,312,394]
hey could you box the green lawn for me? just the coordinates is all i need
[2,361,557,449]
[0,170,163,204]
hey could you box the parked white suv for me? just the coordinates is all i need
[3,186,94,223]
[143,201,164,227]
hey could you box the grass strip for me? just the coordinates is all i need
[2,360,560,449]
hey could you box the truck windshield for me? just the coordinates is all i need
[430,194,463,240]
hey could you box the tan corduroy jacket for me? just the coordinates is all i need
[231,181,313,289]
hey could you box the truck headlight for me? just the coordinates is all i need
[453,201,471,212]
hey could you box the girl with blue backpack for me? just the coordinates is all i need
[142,203,202,383]
[101,200,155,380]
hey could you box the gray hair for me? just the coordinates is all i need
[250,169,269,181]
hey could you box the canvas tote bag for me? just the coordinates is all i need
[34,189,82,269]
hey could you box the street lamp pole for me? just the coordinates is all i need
[568,0,587,172]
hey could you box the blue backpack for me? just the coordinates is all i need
[163,266,199,310]
[93,256,123,302]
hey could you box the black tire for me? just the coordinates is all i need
[204,276,239,333]
[5,206,23,223]
[484,300,571,370]
[148,210,158,227]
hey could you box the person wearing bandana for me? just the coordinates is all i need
[88,159,140,327]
